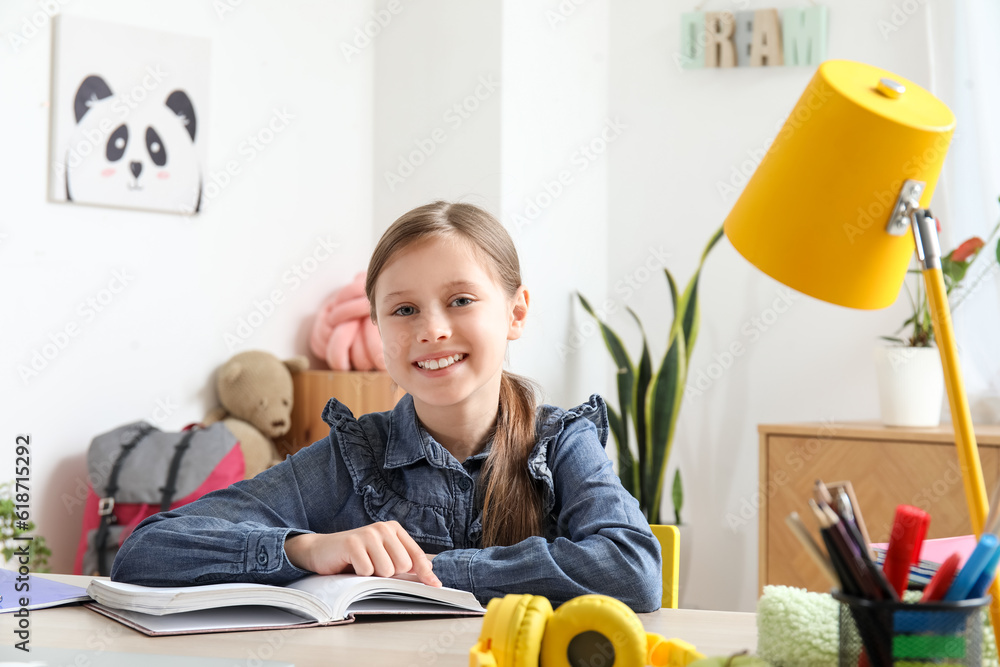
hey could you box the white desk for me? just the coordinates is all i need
[1,575,756,666]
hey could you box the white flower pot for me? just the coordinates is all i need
[873,345,945,427]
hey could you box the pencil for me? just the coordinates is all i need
[820,501,898,602]
[785,512,839,587]
[814,479,834,506]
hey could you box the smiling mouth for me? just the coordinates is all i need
[414,354,466,370]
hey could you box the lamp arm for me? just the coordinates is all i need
[913,211,1000,645]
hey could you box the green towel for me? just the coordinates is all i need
[755,586,998,667]
[756,586,839,667]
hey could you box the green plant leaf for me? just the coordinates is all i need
[644,327,686,525]
[665,267,679,316]
[941,256,971,293]
[576,292,634,440]
[606,405,637,497]
[0,481,51,572]
[627,307,653,509]
[577,292,637,496]
[672,469,684,525]
[701,225,725,264]
[676,225,723,366]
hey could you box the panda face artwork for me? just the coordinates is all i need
[64,75,202,214]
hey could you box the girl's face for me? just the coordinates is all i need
[373,235,527,414]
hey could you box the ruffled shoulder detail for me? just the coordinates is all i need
[535,394,608,448]
[528,394,609,517]
[321,397,356,426]
[324,399,455,550]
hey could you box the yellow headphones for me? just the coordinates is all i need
[469,594,704,667]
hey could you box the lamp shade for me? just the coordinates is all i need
[723,60,955,309]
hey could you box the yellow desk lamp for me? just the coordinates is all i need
[723,60,1000,637]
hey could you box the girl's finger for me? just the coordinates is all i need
[365,539,396,578]
[381,533,414,575]
[349,547,376,578]
[394,525,441,587]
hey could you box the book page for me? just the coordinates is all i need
[89,603,318,634]
[0,571,90,612]
[87,579,329,621]
[286,574,484,618]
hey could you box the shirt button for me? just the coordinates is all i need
[457,477,472,492]
[256,545,269,567]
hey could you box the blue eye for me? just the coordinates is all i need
[452,297,474,307]
[392,305,416,316]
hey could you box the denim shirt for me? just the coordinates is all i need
[112,393,662,612]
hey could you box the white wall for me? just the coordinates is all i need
[499,1,611,409]
[372,0,502,235]
[5,1,987,614]
[1,0,375,573]
[607,1,959,611]
[946,0,1000,422]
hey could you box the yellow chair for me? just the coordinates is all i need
[650,525,680,609]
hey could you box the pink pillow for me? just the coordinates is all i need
[310,272,386,371]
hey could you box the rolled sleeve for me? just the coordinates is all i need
[430,548,478,593]
[112,434,355,587]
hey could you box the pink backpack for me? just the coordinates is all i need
[74,421,244,576]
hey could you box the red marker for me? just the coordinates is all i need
[882,505,930,597]
[920,552,961,602]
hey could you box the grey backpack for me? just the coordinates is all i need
[74,421,244,576]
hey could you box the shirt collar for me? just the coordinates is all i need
[384,394,452,469]
[384,394,494,469]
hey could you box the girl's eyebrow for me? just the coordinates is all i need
[381,280,481,301]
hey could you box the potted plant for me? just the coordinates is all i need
[0,481,51,572]
[875,212,1000,426]
[577,226,723,603]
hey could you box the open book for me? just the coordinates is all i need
[86,574,486,636]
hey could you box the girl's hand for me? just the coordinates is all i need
[284,522,441,587]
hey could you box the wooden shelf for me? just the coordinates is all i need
[276,370,404,457]
[758,421,1000,595]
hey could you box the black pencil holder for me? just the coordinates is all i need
[833,592,988,667]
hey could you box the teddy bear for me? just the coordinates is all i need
[203,350,309,479]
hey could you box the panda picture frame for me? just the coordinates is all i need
[47,15,210,216]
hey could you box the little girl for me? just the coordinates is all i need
[112,201,662,612]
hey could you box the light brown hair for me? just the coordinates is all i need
[365,201,542,547]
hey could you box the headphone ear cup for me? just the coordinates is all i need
[471,594,553,667]
[512,596,554,667]
[540,595,647,667]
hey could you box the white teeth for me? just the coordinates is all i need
[417,354,464,370]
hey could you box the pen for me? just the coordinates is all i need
[818,501,891,601]
[809,501,891,667]
[966,547,1000,600]
[882,505,929,597]
[946,533,1000,601]
[833,487,874,560]
[919,552,961,603]
[809,500,861,596]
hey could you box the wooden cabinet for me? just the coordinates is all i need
[276,370,405,458]
[758,422,1000,595]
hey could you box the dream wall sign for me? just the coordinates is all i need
[679,6,827,69]
[48,15,210,215]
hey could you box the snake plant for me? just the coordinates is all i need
[577,226,723,524]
